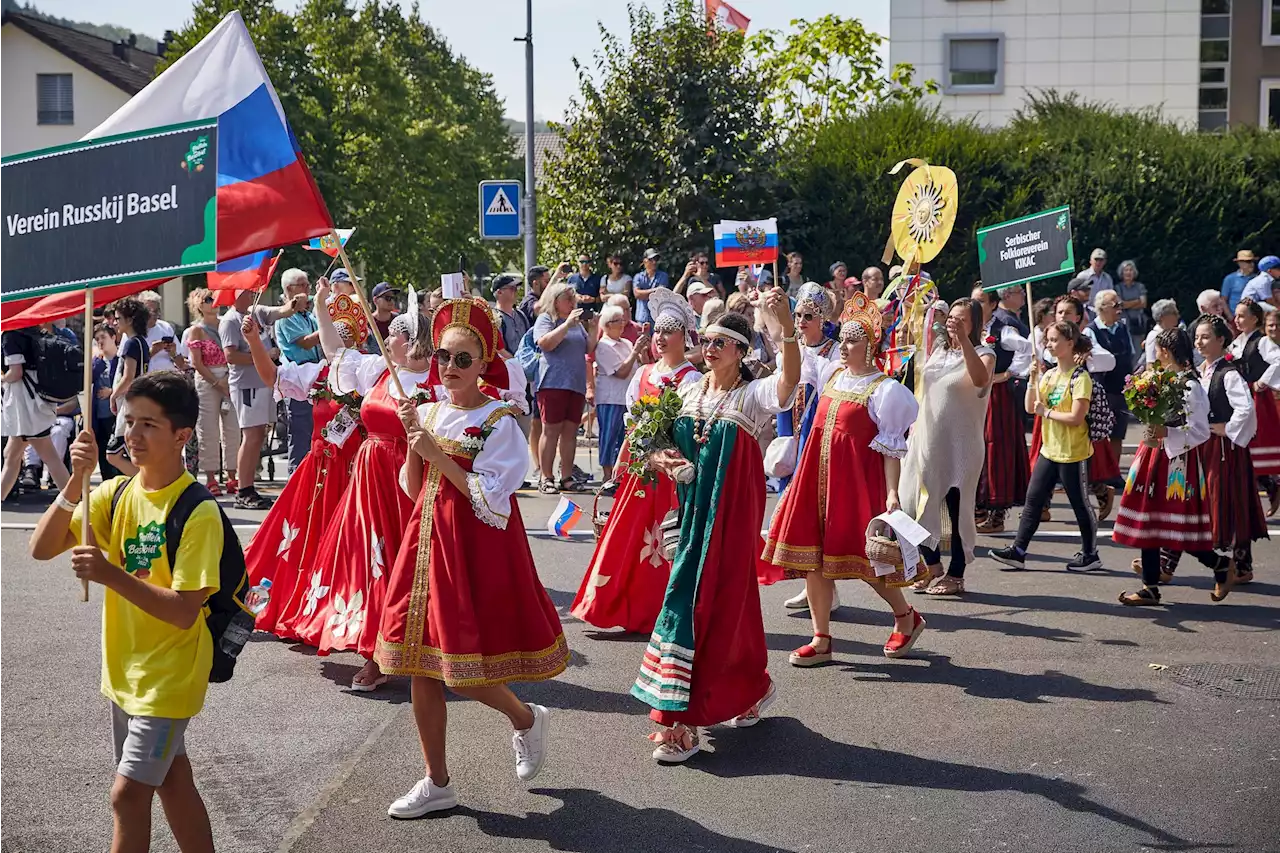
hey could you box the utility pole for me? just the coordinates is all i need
[516,0,536,277]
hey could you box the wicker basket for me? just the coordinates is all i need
[592,485,614,541]
[865,531,902,566]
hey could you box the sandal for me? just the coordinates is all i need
[910,565,944,593]
[351,660,389,692]
[1211,563,1236,602]
[924,576,964,596]
[649,725,700,763]
[726,680,777,728]
[205,478,224,497]
[225,478,239,496]
[1130,557,1174,584]
[789,633,833,667]
[1118,587,1162,607]
[884,607,926,659]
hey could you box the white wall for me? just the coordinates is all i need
[890,0,1200,128]
[1,25,132,156]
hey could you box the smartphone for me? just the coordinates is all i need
[161,335,174,344]
[457,253,468,274]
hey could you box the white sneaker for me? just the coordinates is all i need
[782,587,840,612]
[512,703,549,781]
[387,777,458,819]
[651,728,701,764]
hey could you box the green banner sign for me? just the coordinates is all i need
[1,120,218,302]
[976,205,1074,292]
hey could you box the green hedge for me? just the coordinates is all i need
[783,93,1280,312]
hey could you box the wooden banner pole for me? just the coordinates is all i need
[1026,279,1041,404]
[79,289,93,601]
[330,231,406,398]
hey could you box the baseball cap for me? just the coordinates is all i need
[492,274,520,291]
[1259,255,1280,272]
[687,281,715,297]
[643,248,661,260]
[1090,248,1107,261]
[330,269,361,285]
[371,282,400,299]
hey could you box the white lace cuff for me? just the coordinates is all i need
[468,472,509,530]
[870,436,908,459]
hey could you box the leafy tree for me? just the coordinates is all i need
[161,0,518,287]
[539,0,792,271]
[747,15,936,133]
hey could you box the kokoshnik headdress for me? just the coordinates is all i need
[795,282,837,321]
[427,297,509,392]
[648,288,699,334]
[327,293,370,348]
[838,291,883,347]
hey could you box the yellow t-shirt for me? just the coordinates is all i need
[1039,368,1094,464]
[72,473,222,718]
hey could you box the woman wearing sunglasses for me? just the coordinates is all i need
[770,283,841,609]
[572,289,700,636]
[273,278,432,693]
[763,292,922,665]
[378,299,567,818]
[634,289,799,764]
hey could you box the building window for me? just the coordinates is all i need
[942,34,1004,94]
[1198,4,1230,131]
[36,73,73,125]
[1265,1,1280,46]
[1262,79,1280,128]
[1201,0,1229,13]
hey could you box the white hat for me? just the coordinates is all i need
[686,281,716,298]
[648,288,698,331]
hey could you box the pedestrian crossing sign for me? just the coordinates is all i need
[479,180,522,240]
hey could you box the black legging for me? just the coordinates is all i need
[1159,545,1252,577]
[94,416,120,480]
[1140,548,1229,586]
[919,487,966,578]
[1015,454,1097,555]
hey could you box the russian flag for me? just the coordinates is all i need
[714,218,779,267]
[207,248,282,292]
[706,0,750,33]
[547,496,584,538]
[305,228,354,257]
[83,11,332,263]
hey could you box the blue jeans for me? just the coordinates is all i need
[286,397,313,474]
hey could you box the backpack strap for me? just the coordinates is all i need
[108,476,134,521]
[163,482,214,569]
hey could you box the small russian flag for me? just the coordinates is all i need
[305,228,354,257]
[547,496,584,538]
[714,218,779,267]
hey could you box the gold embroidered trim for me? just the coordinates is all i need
[375,633,569,686]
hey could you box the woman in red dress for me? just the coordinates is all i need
[633,297,799,765]
[240,299,368,637]
[571,289,701,634]
[1232,298,1280,514]
[277,279,431,691]
[762,292,922,664]
[377,299,568,818]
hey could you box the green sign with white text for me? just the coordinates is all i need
[977,205,1074,292]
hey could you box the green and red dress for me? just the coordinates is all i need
[632,373,794,726]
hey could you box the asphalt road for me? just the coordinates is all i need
[2,483,1278,853]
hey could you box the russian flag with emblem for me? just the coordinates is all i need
[547,496,584,538]
[714,218,778,267]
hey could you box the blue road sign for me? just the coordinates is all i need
[479,180,522,240]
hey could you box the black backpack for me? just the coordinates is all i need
[109,478,250,683]
[22,331,83,403]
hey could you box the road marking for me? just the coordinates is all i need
[275,705,406,853]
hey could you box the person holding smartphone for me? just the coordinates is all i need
[138,291,186,373]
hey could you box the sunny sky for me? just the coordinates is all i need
[25,0,891,121]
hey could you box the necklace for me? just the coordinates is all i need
[692,376,743,444]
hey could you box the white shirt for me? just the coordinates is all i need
[1037,325,1116,373]
[815,361,919,458]
[145,320,186,373]
[1200,357,1257,448]
[330,348,430,399]
[1162,376,1211,460]
[676,372,796,439]
[625,361,700,408]
[594,336,636,406]
[984,319,1032,378]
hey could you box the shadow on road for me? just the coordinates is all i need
[959,590,1280,635]
[459,788,796,853]
[839,653,1167,705]
[698,718,1204,850]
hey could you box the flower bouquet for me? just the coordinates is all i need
[1123,366,1187,442]
[622,382,694,490]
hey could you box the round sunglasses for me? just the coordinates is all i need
[434,349,476,369]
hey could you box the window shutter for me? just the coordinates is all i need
[37,74,74,125]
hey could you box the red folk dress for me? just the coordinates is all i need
[571,361,700,634]
[278,351,430,660]
[247,362,362,635]
[1112,374,1213,550]
[375,398,568,685]
[761,365,919,584]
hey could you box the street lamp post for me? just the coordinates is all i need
[516,0,537,277]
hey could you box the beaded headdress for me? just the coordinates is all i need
[327,293,369,348]
[838,291,882,345]
[427,298,509,390]
[648,288,699,333]
[795,282,836,321]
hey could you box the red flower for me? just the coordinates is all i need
[1145,398,1157,408]
[1223,352,1234,362]
[463,426,484,437]
[984,334,996,345]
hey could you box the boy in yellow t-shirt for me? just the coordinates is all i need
[31,373,220,853]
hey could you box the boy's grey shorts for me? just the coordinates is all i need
[111,704,188,786]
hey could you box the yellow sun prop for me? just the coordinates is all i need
[886,158,958,269]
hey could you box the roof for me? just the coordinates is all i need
[2,12,159,95]
[510,132,564,184]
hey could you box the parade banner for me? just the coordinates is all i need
[714,218,778,267]
[1,121,218,302]
[977,205,1075,291]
